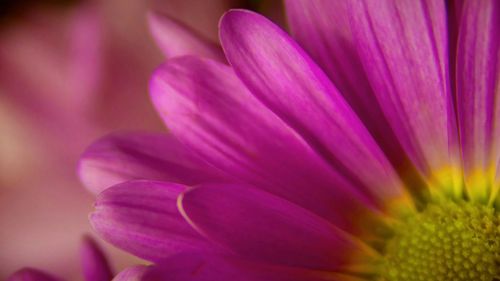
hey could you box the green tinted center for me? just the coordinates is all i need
[381,201,500,281]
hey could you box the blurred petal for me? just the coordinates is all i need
[80,236,113,281]
[67,4,102,107]
[180,184,377,271]
[148,11,224,61]
[0,3,101,118]
[150,55,382,232]
[149,0,230,42]
[348,0,461,195]
[456,0,500,202]
[7,268,62,281]
[143,253,354,281]
[0,0,162,278]
[285,1,408,171]
[79,132,224,194]
[219,10,410,210]
[112,266,148,281]
[90,180,210,262]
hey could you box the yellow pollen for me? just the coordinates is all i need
[380,201,500,281]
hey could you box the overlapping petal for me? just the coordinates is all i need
[179,184,377,271]
[90,180,210,262]
[78,132,224,194]
[142,253,358,281]
[456,0,500,202]
[219,10,410,210]
[347,0,461,195]
[285,1,366,96]
[150,55,386,231]
[71,2,500,281]
[148,11,224,61]
[80,236,113,281]
[285,1,408,171]
[143,254,258,281]
[112,266,148,281]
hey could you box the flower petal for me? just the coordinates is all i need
[80,236,113,281]
[285,1,409,171]
[112,266,148,281]
[143,253,357,281]
[150,55,385,232]
[348,0,461,194]
[78,132,224,194]
[219,10,410,211]
[285,1,364,93]
[179,184,377,271]
[7,268,63,281]
[148,11,224,61]
[90,180,210,262]
[456,0,500,202]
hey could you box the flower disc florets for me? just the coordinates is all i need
[381,201,500,281]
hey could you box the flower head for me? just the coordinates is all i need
[81,0,500,280]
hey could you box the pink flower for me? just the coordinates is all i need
[81,1,500,280]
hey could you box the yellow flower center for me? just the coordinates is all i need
[381,201,500,281]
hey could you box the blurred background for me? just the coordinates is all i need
[0,0,283,279]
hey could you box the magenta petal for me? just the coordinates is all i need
[148,11,224,61]
[143,254,257,281]
[348,0,460,191]
[285,1,366,94]
[285,1,407,170]
[112,266,148,281]
[219,10,409,209]
[7,268,63,281]
[80,236,113,281]
[90,180,210,262]
[143,253,347,281]
[78,132,224,194]
[180,184,376,271]
[456,0,500,201]
[150,55,386,231]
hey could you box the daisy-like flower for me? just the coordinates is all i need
[80,0,500,280]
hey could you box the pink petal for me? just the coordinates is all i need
[143,253,355,281]
[0,3,102,112]
[90,180,210,262]
[448,0,465,96]
[80,236,113,281]
[78,132,224,194]
[285,1,362,90]
[456,0,500,202]
[219,10,410,210]
[150,55,385,232]
[7,268,62,281]
[348,0,461,194]
[180,184,377,271]
[148,11,224,61]
[112,266,148,281]
[285,1,408,171]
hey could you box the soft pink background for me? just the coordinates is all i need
[0,0,230,279]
